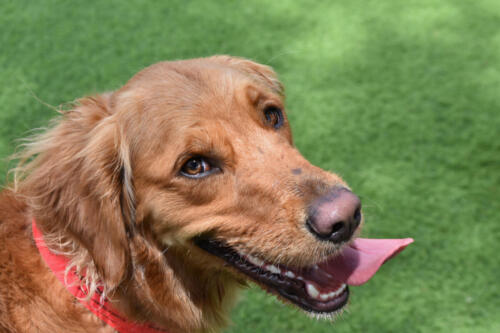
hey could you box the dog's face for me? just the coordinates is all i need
[110,56,362,315]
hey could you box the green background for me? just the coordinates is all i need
[1,1,499,332]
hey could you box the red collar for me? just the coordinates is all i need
[32,219,167,333]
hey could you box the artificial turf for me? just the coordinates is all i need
[1,1,499,332]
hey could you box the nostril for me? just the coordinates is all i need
[329,221,349,243]
[353,207,362,227]
[331,221,345,235]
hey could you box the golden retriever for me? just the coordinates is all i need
[0,56,411,332]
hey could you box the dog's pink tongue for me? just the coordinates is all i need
[321,238,414,286]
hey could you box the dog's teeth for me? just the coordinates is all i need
[320,293,330,301]
[284,271,295,278]
[297,275,304,280]
[305,283,347,302]
[266,265,281,274]
[330,283,346,298]
[247,255,264,267]
[306,283,320,299]
[335,283,346,296]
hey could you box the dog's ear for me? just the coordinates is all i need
[19,94,134,290]
[210,55,284,96]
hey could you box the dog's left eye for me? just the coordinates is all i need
[180,157,214,178]
[264,106,284,129]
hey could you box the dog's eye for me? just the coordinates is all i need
[264,106,284,129]
[180,157,213,178]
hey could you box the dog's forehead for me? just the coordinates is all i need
[121,59,280,107]
[118,62,283,127]
[117,59,288,157]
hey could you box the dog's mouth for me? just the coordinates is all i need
[194,237,413,315]
[195,238,348,314]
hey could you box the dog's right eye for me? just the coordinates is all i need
[180,157,216,178]
[264,106,284,129]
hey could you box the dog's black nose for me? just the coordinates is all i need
[306,187,361,243]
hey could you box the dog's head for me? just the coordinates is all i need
[115,55,362,311]
[19,56,364,330]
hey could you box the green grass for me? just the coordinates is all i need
[1,1,499,332]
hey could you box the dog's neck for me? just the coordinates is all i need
[32,218,169,332]
[33,217,242,333]
[111,240,243,332]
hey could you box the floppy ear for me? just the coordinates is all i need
[210,55,284,96]
[19,94,134,290]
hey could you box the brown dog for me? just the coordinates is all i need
[0,56,411,332]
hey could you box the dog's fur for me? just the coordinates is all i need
[0,56,350,332]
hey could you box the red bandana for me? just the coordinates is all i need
[32,219,167,333]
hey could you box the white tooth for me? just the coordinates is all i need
[297,276,304,280]
[247,255,264,267]
[284,271,295,278]
[306,283,320,299]
[333,284,346,297]
[320,293,329,301]
[328,291,335,298]
[266,265,281,274]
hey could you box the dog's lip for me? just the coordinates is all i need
[193,238,349,314]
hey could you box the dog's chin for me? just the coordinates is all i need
[194,238,349,315]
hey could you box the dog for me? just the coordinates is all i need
[0,56,412,332]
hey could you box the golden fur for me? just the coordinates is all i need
[0,56,350,332]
